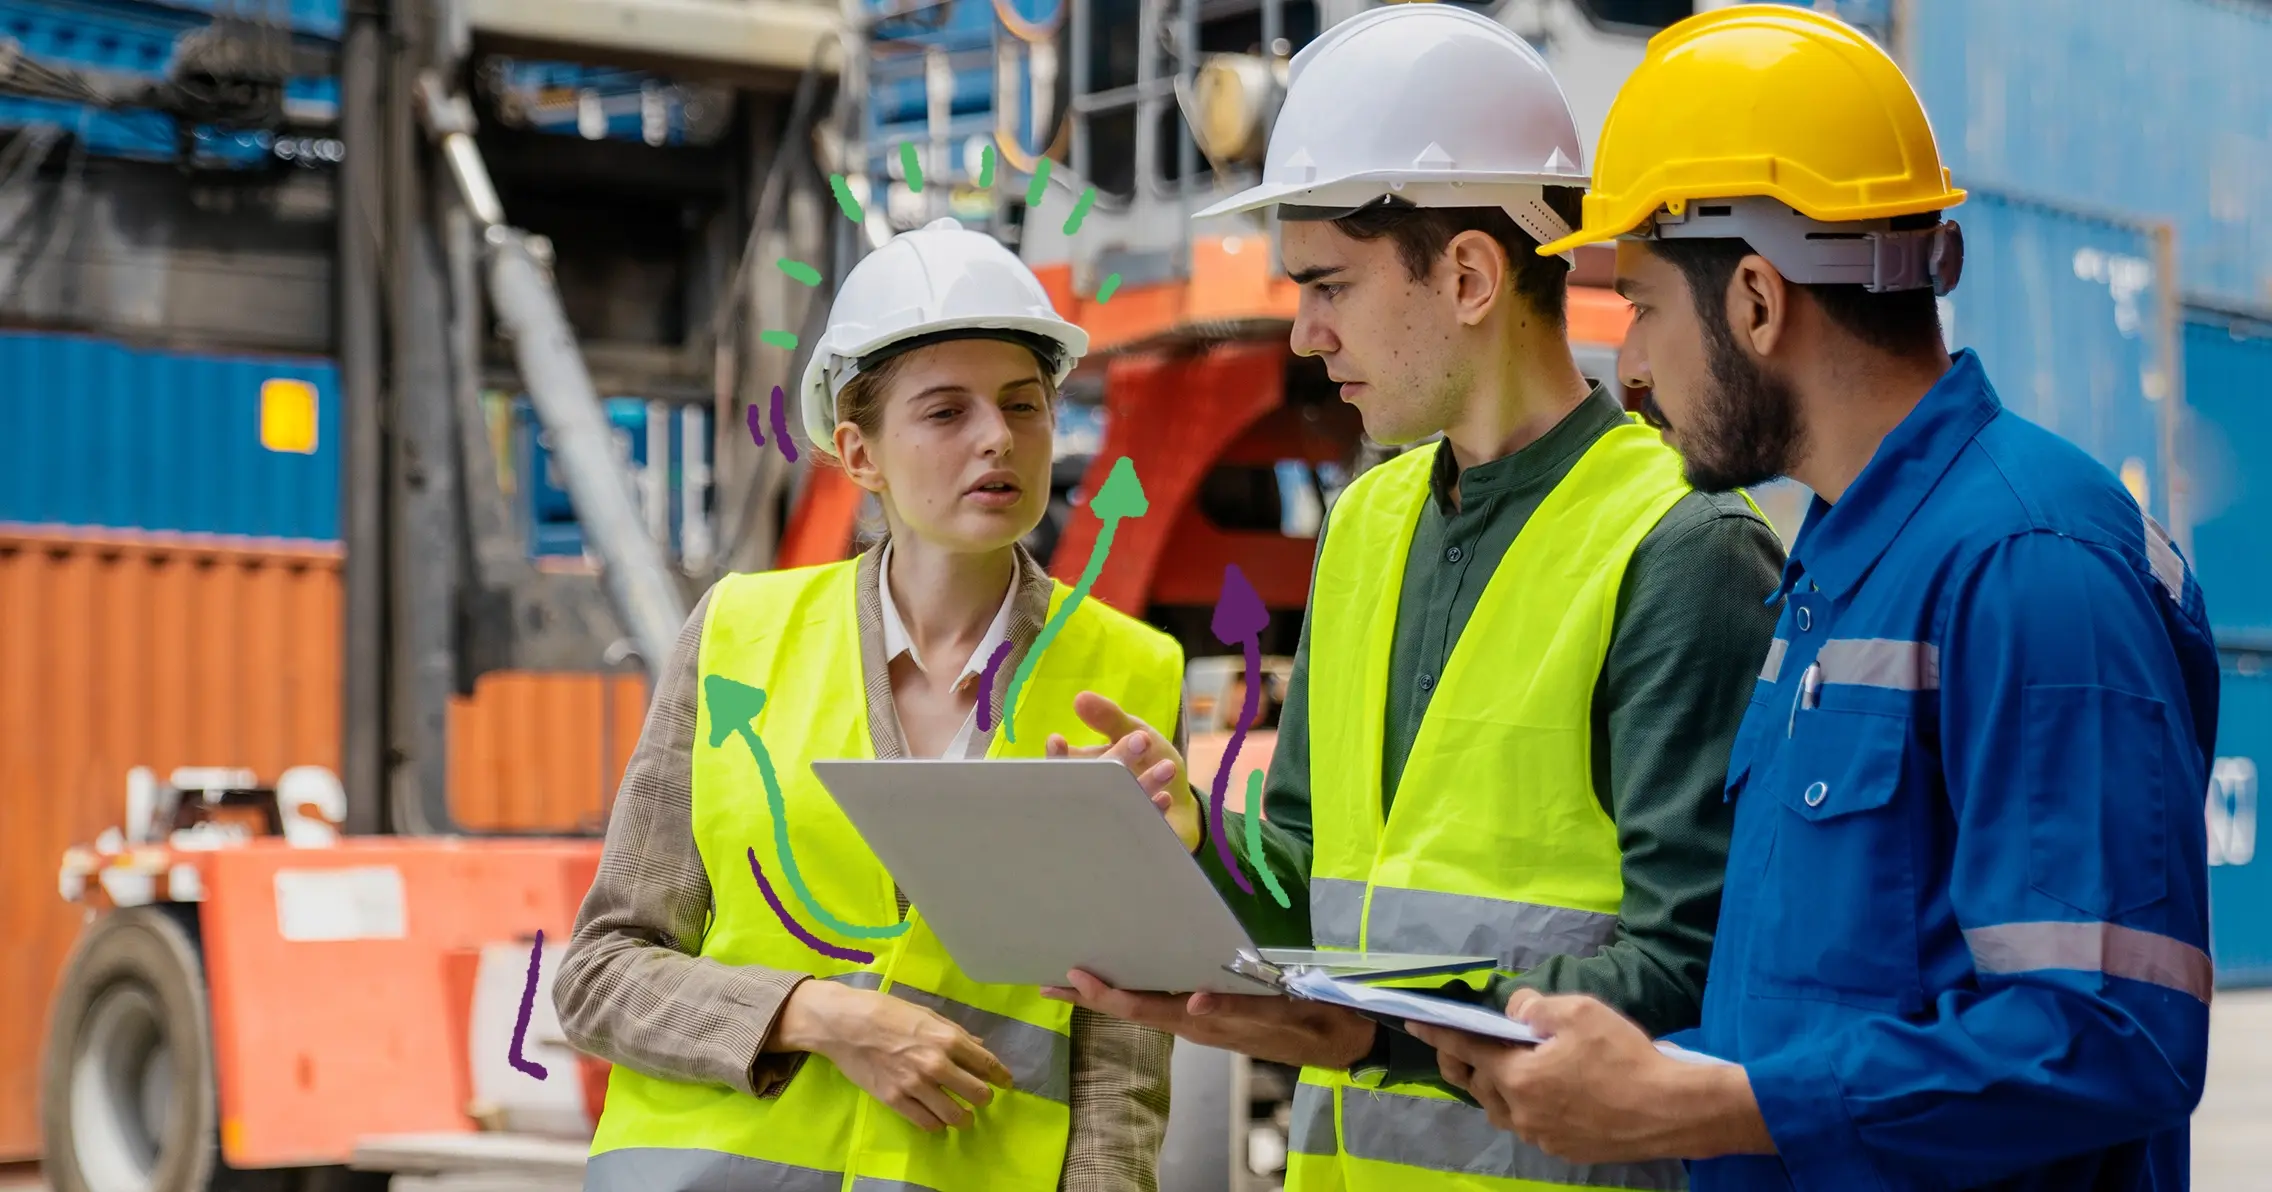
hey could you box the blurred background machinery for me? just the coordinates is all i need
[2,0,2269,1189]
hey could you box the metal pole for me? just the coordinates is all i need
[1135,0,1159,197]
[486,232,689,677]
[1069,0,1090,183]
[416,75,690,683]
[338,8,386,836]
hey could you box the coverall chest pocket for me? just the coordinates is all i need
[1753,708,1924,1009]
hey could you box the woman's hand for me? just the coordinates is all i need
[1044,692,1202,853]
[768,979,1014,1131]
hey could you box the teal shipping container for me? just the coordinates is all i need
[0,330,342,542]
[1937,189,2182,531]
[2182,307,2272,649]
[2211,658,2271,987]
[1903,0,2272,311]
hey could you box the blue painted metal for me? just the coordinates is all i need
[861,0,1063,232]
[1904,0,2272,311]
[2181,309,2272,648]
[2210,660,2272,988]
[484,59,704,147]
[511,396,714,561]
[1938,188,2180,531]
[120,0,343,40]
[0,330,341,541]
[0,0,338,165]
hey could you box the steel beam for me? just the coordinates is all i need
[339,9,387,836]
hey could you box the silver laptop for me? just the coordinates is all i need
[810,758,1495,995]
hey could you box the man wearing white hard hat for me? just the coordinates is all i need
[560,218,1190,1192]
[1041,7,1784,1191]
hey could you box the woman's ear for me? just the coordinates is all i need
[836,423,886,494]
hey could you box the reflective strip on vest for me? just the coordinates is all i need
[1815,638,1939,692]
[1964,920,2215,1003]
[828,972,1072,1102]
[586,1148,949,1192]
[1311,878,1620,971]
[2144,512,2186,602]
[1290,1081,1337,1156]
[1759,639,1789,684]
[1300,1085,1686,1190]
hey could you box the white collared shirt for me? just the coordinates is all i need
[877,540,1018,759]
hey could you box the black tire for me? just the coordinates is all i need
[38,908,380,1192]
[41,905,224,1192]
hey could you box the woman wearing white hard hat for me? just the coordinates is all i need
[559,218,1189,1192]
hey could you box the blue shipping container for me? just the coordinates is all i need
[2210,658,2272,988]
[1938,188,2180,530]
[1904,0,2272,310]
[2182,308,2272,647]
[0,330,341,541]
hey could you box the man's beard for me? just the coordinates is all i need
[1668,314,1804,493]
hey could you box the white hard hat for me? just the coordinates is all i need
[1190,4,1590,250]
[798,217,1090,453]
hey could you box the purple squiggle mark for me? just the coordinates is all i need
[747,401,766,448]
[975,639,1015,732]
[509,930,550,1080]
[770,385,800,463]
[748,846,875,964]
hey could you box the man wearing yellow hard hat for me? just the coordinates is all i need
[1407,7,2219,1191]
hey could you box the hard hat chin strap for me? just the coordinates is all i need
[1645,196,1964,296]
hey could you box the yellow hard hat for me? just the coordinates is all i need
[1537,5,1966,260]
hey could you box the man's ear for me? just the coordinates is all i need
[1728,255,1790,358]
[836,423,886,494]
[1447,230,1510,328]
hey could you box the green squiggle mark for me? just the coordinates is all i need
[1096,273,1123,303]
[778,258,823,287]
[1024,157,1052,208]
[1062,186,1098,235]
[1001,457,1147,742]
[1244,770,1291,909]
[705,675,911,942]
[829,173,865,224]
[899,142,924,193]
[978,144,996,189]
[759,329,799,351]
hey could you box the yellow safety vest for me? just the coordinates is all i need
[588,557,1184,1192]
[1289,420,1694,1192]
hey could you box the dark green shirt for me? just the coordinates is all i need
[1195,386,1786,1086]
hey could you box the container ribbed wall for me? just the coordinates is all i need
[0,530,647,1157]
[0,331,343,541]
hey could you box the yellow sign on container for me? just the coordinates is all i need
[260,378,319,454]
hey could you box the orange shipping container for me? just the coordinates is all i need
[0,528,647,1159]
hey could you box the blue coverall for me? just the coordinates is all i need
[1682,349,2220,1191]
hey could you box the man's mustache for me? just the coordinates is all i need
[1634,389,1672,432]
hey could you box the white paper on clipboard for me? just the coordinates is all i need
[1282,969,1733,1066]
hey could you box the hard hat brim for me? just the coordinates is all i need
[1535,185,1969,259]
[1195,171,1593,223]
[799,315,1091,453]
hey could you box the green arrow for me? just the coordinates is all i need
[999,457,1147,742]
[704,674,910,942]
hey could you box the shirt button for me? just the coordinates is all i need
[1805,781,1828,807]
[1796,605,1813,632]
[1446,546,1463,564]
[1419,674,1435,693]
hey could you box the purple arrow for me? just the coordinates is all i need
[1208,565,1269,894]
[509,931,550,1080]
